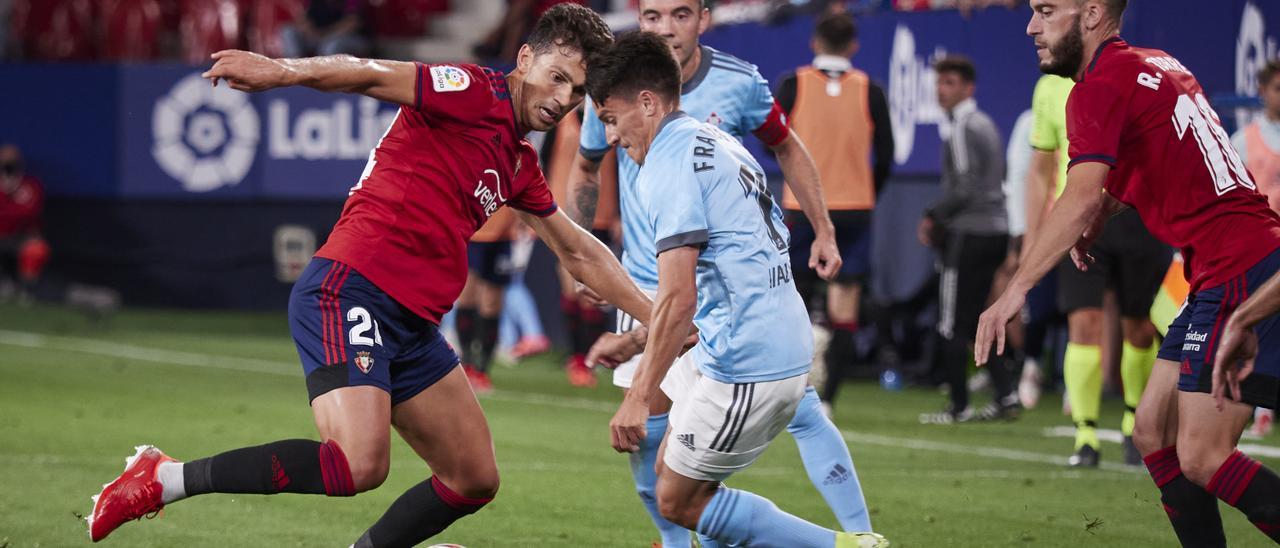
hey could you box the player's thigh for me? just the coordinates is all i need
[391,366,499,498]
[1176,391,1253,486]
[1132,358,1182,456]
[289,259,403,487]
[654,462,721,529]
[312,386,392,490]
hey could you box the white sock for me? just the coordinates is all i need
[157,461,187,504]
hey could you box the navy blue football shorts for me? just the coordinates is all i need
[1159,247,1280,409]
[289,258,460,405]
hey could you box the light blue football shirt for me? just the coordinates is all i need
[581,45,778,290]
[640,112,811,384]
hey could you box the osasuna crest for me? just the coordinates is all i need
[354,351,375,374]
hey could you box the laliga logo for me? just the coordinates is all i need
[887,25,946,166]
[1237,1,1278,128]
[152,73,260,192]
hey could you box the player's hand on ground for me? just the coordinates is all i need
[586,332,642,370]
[609,396,649,453]
[202,50,288,93]
[1212,319,1258,410]
[974,290,1026,366]
[575,281,608,308]
[809,234,843,281]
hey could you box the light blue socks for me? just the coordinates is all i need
[630,413,690,547]
[787,386,871,531]
[697,487,836,548]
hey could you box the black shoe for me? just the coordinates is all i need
[974,400,1023,421]
[1068,444,1101,468]
[1123,436,1141,466]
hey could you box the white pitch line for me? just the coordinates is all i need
[1042,425,1280,459]
[0,329,1150,475]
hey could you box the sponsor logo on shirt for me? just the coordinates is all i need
[474,169,506,218]
[431,66,471,93]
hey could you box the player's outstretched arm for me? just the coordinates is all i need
[974,161,1109,365]
[1213,271,1280,407]
[770,133,842,280]
[609,246,698,453]
[201,50,416,106]
[520,209,653,324]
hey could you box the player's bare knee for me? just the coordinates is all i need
[656,492,697,529]
[1122,318,1157,348]
[1176,446,1223,487]
[1131,415,1164,456]
[348,455,391,492]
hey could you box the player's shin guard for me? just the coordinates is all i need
[1064,343,1102,449]
[787,386,870,531]
[696,487,837,548]
[1120,341,1156,436]
[354,476,492,548]
[630,413,690,548]
[182,439,354,497]
[1144,446,1227,547]
[1206,451,1280,541]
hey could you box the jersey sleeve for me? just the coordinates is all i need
[1066,78,1130,169]
[1029,78,1060,152]
[650,152,710,253]
[508,147,559,218]
[578,98,611,162]
[744,70,791,147]
[412,63,496,124]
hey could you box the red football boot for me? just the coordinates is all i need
[88,445,174,542]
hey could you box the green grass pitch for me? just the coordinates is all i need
[0,303,1276,547]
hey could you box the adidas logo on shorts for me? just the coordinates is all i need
[677,433,696,451]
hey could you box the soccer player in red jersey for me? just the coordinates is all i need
[86,6,652,546]
[977,1,1280,545]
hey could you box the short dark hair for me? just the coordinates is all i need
[1101,0,1127,22]
[1260,59,1280,88]
[586,31,682,105]
[934,55,977,83]
[526,3,614,62]
[814,13,857,52]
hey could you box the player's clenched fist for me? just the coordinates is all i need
[609,396,649,453]
[202,50,292,93]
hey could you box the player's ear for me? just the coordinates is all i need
[639,90,656,117]
[697,7,712,34]
[1082,0,1104,31]
[516,44,534,74]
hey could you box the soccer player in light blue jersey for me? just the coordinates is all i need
[568,2,870,545]
[585,31,886,548]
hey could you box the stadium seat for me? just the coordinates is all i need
[179,0,243,65]
[368,0,450,39]
[100,0,164,61]
[246,0,302,58]
[11,0,97,61]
